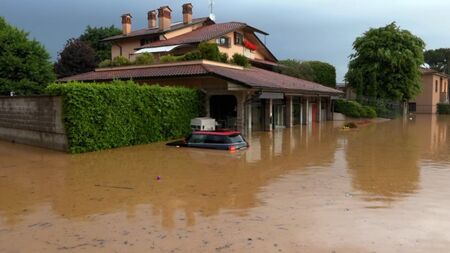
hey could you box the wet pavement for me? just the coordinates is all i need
[0,115,449,253]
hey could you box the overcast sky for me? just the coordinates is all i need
[2,0,450,81]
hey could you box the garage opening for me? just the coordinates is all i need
[210,95,237,129]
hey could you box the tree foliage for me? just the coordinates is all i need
[54,38,97,78]
[135,52,155,65]
[304,61,336,88]
[231,53,250,67]
[424,48,450,74]
[0,17,55,95]
[345,22,425,101]
[79,25,121,62]
[276,59,314,81]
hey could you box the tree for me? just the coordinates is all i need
[304,61,336,88]
[424,48,450,74]
[54,38,97,78]
[345,22,425,101]
[275,59,314,81]
[79,25,121,62]
[0,17,55,95]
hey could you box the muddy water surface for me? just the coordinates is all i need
[0,115,449,253]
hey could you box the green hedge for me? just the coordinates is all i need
[334,99,377,118]
[46,81,203,153]
[437,103,450,114]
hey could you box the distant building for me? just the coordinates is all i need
[410,68,449,114]
[60,3,343,132]
[336,83,356,100]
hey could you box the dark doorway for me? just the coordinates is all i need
[210,95,237,129]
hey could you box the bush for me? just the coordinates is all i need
[160,54,180,63]
[437,103,450,114]
[135,52,155,65]
[231,53,250,67]
[198,42,222,62]
[46,81,203,153]
[98,59,112,68]
[220,52,229,63]
[111,56,130,67]
[182,50,202,61]
[334,99,377,118]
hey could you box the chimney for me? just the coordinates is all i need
[147,10,157,29]
[121,13,132,35]
[158,6,172,31]
[182,3,193,24]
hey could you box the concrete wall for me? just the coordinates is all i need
[415,74,449,114]
[0,96,68,151]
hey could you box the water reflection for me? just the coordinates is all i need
[345,120,421,203]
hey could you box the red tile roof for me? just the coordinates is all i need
[58,61,343,95]
[102,17,211,42]
[139,22,247,48]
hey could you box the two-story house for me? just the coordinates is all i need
[60,3,343,132]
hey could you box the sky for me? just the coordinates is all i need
[2,0,450,82]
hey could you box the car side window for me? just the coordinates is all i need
[205,135,228,144]
[189,134,207,143]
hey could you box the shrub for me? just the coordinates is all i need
[198,42,222,62]
[220,52,229,63]
[437,103,450,114]
[111,56,130,66]
[231,53,250,67]
[334,99,377,118]
[135,52,155,65]
[160,54,179,63]
[182,50,202,61]
[46,81,203,153]
[98,59,112,68]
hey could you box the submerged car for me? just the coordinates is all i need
[168,131,249,151]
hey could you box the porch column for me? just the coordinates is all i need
[299,99,303,125]
[303,97,310,125]
[285,96,293,128]
[317,97,322,122]
[327,97,333,121]
[264,99,273,131]
[236,93,245,132]
[246,99,252,131]
[205,94,211,117]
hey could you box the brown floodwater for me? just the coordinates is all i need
[0,115,449,253]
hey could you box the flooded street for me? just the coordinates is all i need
[0,115,449,253]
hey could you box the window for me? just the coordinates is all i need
[217,36,230,47]
[435,80,438,93]
[228,134,244,143]
[234,32,243,45]
[205,135,228,144]
[188,134,207,144]
[140,37,158,46]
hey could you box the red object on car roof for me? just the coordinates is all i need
[193,131,241,136]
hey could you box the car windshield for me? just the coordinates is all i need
[228,134,244,143]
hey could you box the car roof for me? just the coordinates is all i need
[192,131,241,136]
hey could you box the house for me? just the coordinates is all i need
[59,3,343,132]
[410,68,449,114]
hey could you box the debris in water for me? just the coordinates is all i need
[157,176,161,181]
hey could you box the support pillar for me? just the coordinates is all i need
[246,99,252,132]
[299,100,303,125]
[317,97,322,122]
[236,93,245,132]
[205,94,211,117]
[303,97,310,125]
[264,99,273,131]
[285,96,293,128]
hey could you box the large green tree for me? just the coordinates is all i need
[79,25,121,62]
[304,61,336,88]
[276,59,314,81]
[345,22,425,101]
[54,38,97,78]
[424,48,450,74]
[0,17,55,95]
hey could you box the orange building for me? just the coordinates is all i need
[411,68,449,114]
